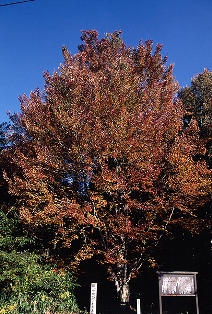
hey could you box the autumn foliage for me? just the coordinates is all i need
[3,31,211,303]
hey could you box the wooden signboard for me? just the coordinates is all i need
[157,271,199,314]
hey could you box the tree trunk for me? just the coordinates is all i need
[119,283,132,314]
[112,269,134,313]
[120,282,130,303]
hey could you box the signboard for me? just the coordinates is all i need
[160,274,195,296]
[157,272,199,314]
[90,283,97,314]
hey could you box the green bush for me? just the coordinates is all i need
[0,210,80,313]
[0,252,80,313]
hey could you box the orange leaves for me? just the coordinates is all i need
[3,30,212,290]
[90,193,107,209]
[167,127,212,207]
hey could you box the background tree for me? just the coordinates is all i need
[0,122,10,152]
[179,68,212,168]
[3,31,212,305]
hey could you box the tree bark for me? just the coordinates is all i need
[120,282,130,303]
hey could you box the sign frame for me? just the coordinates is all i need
[157,271,199,314]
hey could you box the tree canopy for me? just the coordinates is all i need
[3,30,211,304]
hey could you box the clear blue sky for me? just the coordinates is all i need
[0,0,212,122]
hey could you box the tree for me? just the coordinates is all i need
[3,31,212,305]
[0,122,10,152]
[178,68,212,167]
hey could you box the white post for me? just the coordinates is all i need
[90,283,97,314]
[137,298,141,314]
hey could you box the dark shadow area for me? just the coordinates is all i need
[161,297,197,314]
[76,228,211,314]
[76,259,120,313]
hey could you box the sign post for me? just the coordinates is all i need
[137,298,141,314]
[90,283,97,314]
[157,271,199,314]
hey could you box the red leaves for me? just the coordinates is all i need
[3,30,211,292]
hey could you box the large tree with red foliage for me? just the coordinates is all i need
[4,31,211,304]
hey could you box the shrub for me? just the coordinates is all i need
[0,210,80,313]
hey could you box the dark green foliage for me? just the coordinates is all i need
[0,209,34,251]
[0,122,10,152]
[179,69,212,167]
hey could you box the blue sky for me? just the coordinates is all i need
[0,0,212,122]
